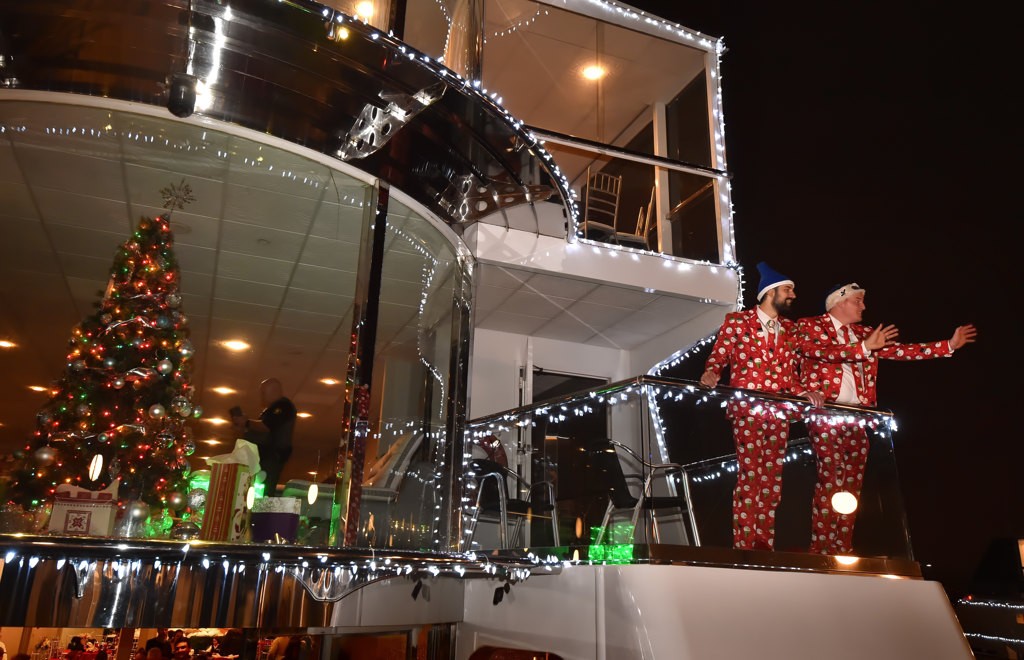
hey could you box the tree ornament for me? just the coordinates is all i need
[34,446,56,466]
[169,520,201,540]
[156,431,175,448]
[113,377,126,389]
[156,316,172,329]
[38,411,53,425]
[179,339,194,358]
[156,359,174,375]
[76,403,90,416]
[187,487,207,511]
[107,457,121,479]
[103,357,117,368]
[98,432,110,443]
[148,404,166,419]
[178,459,192,478]
[182,440,196,456]
[128,501,150,521]
[167,491,186,512]
[100,313,113,324]
[70,359,86,372]
[192,405,203,419]
[166,293,182,309]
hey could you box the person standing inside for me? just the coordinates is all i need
[232,378,297,497]
[798,282,977,554]
[700,263,830,550]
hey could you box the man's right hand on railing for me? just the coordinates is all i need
[699,369,719,388]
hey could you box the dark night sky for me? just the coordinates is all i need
[633,0,1017,594]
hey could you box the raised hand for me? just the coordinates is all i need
[700,369,720,388]
[864,324,899,351]
[950,324,977,350]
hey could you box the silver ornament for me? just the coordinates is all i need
[75,403,90,416]
[34,446,56,466]
[192,405,203,419]
[103,357,117,368]
[167,491,186,511]
[156,431,175,448]
[166,293,182,309]
[169,521,200,540]
[178,459,192,478]
[156,359,174,375]
[182,440,195,456]
[179,339,194,358]
[187,488,207,511]
[129,501,150,520]
[148,404,166,419]
[113,377,126,389]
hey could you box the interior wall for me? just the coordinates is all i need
[468,329,630,420]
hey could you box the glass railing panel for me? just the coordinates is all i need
[464,377,912,561]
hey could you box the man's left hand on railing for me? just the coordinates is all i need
[802,391,825,407]
[699,369,720,388]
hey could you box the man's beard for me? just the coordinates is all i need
[773,296,795,316]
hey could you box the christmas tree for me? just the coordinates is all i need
[7,182,201,514]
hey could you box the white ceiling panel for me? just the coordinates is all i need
[48,224,122,258]
[211,299,278,325]
[299,236,361,271]
[0,181,37,218]
[223,184,319,235]
[218,221,306,267]
[282,288,353,317]
[379,279,425,306]
[276,308,345,335]
[267,325,334,349]
[216,251,294,287]
[561,300,631,331]
[477,309,551,335]
[58,252,113,282]
[498,289,568,317]
[535,315,599,343]
[311,200,367,239]
[179,271,214,298]
[175,244,218,277]
[215,277,286,307]
[15,147,125,200]
[123,163,226,219]
[525,272,599,299]
[0,143,26,184]
[36,190,130,234]
[291,264,357,294]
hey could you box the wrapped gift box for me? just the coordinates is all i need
[49,479,119,536]
[200,439,260,542]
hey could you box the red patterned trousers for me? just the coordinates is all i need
[807,418,870,554]
[728,400,792,551]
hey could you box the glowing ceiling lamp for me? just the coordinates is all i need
[581,64,606,80]
[354,1,374,20]
[220,339,251,352]
[211,386,237,395]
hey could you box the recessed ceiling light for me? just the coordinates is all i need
[297,412,313,418]
[211,386,237,395]
[221,339,251,352]
[319,378,341,386]
[355,1,374,19]
[28,385,49,392]
[308,471,318,476]
[582,64,606,80]
[0,340,16,349]
[203,439,222,445]
[203,417,229,425]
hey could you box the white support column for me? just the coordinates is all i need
[652,101,674,255]
[706,45,736,265]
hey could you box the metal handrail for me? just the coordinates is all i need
[465,375,893,430]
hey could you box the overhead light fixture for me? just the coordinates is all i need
[319,378,341,386]
[220,339,251,352]
[308,471,318,476]
[0,340,16,349]
[203,417,229,426]
[581,64,606,80]
[297,412,313,418]
[211,386,237,395]
[28,386,49,392]
[355,1,374,19]
[203,439,222,445]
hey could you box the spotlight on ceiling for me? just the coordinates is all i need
[581,64,606,80]
[203,417,229,426]
[297,412,313,418]
[0,340,17,349]
[211,386,237,395]
[319,378,341,386]
[220,339,251,352]
[355,1,374,19]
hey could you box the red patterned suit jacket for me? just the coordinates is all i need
[704,309,809,396]
[797,313,953,407]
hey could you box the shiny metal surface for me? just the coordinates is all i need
[0,0,575,235]
[0,534,556,626]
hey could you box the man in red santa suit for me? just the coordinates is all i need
[700,263,891,551]
[798,282,977,554]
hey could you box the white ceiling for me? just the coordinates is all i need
[475,263,710,349]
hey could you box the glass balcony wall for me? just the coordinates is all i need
[0,102,472,554]
[464,377,912,561]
